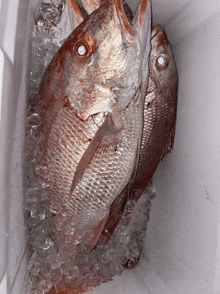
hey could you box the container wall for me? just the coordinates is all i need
[0,0,32,293]
[146,2,220,294]
[0,48,13,286]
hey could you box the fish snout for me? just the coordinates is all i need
[151,24,162,39]
[151,24,169,47]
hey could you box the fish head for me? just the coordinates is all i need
[150,24,178,91]
[42,0,151,121]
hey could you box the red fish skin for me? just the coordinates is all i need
[100,24,178,244]
[35,0,152,252]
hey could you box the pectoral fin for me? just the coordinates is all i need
[69,114,121,198]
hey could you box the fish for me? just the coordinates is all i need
[37,0,151,251]
[101,24,178,243]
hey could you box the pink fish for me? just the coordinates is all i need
[37,0,151,251]
[101,24,178,243]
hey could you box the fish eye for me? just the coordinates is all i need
[78,45,87,56]
[75,40,91,57]
[156,54,168,69]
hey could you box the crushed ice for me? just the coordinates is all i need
[25,1,155,293]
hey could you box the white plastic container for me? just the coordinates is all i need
[0,0,220,293]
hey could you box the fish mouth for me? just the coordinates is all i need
[123,1,133,23]
[151,24,162,39]
[79,0,151,40]
[80,0,134,25]
[151,24,169,50]
[114,0,136,37]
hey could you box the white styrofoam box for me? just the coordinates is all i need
[0,0,220,294]
[0,48,11,287]
[0,275,7,294]
[0,0,32,293]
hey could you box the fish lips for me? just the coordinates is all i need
[151,24,170,52]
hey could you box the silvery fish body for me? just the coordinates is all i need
[101,24,178,241]
[37,0,151,249]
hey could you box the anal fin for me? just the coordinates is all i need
[100,186,129,245]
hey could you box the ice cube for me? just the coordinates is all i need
[32,44,46,59]
[25,187,41,212]
[39,237,54,250]
[40,2,62,25]
[29,83,40,94]
[27,113,41,129]
[30,128,43,144]
[50,268,62,285]
[38,210,46,220]
[41,188,52,201]
[51,27,62,39]
[35,164,49,180]
[52,0,65,7]
[38,277,52,293]
[25,139,40,155]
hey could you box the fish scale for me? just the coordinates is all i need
[43,108,98,208]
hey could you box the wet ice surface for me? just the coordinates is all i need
[25,1,154,293]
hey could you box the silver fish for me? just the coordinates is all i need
[101,24,178,242]
[37,0,151,250]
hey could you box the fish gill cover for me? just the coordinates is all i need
[24,0,178,293]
